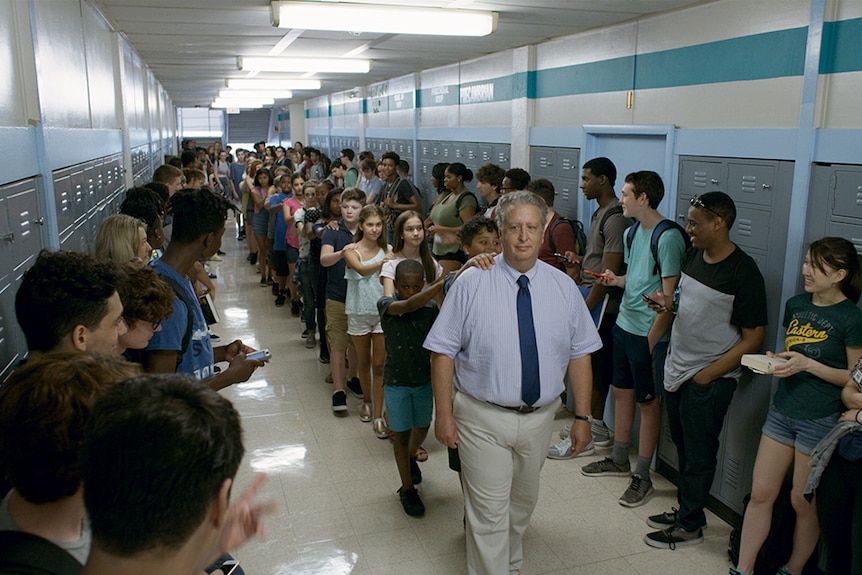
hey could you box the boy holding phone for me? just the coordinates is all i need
[580,171,685,509]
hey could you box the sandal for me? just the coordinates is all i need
[415,446,429,462]
[325,372,333,384]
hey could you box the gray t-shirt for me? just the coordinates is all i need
[0,490,91,564]
[579,199,631,313]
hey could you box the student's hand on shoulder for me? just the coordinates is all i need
[326,220,339,230]
[382,251,396,262]
[465,252,496,271]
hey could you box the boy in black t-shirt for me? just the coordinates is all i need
[378,260,442,517]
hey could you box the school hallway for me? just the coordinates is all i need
[212,223,733,575]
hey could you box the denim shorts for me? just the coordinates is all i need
[761,403,839,456]
[385,383,433,432]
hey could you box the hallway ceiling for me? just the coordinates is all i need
[92,0,707,108]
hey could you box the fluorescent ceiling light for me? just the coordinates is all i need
[227,79,321,90]
[271,1,497,37]
[239,56,371,74]
[219,89,293,100]
[212,97,274,109]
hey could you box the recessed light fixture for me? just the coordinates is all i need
[271,1,498,37]
[219,89,293,100]
[226,79,322,91]
[238,56,372,74]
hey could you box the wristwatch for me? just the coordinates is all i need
[573,414,593,423]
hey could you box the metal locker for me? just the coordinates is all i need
[679,158,724,196]
[556,148,579,182]
[530,147,556,178]
[477,145,493,164]
[440,142,453,162]
[6,180,44,276]
[452,143,465,162]
[419,141,432,161]
[495,145,511,169]
[830,168,862,220]
[53,168,75,236]
[70,167,86,224]
[0,281,20,381]
[465,144,479,165]
[730,206,771,253]
[554,180,579,220]
[84,162,97,215]
[430,142,442,160]
[727,161,777,208]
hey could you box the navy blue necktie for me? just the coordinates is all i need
[517,275,540,406]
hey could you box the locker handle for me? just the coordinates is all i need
[761,183,771,190]
[2,232,13,242]
[710,179,719,184]
[33,218,44,226]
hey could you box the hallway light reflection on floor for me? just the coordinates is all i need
[234,379,274,400]
[273,551,359,575]
[250,445,307,473]
[222,307,250,325]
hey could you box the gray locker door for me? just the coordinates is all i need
[0,281,20,380]
[6,180,43,278]
[419,141,433,161]
[679,158,723,197]
[53,167,75,236]
[554,180,579,220]
[440,142,454,163]
[477,145,493,164]
[70,167,86,224]
[465,143,479,166]
[430,141,442,161]
[831,168,862,220]
[556,148,579,182]
[727,161,777,208]
[530,147,556,178]
[452,142,466,162]
[84,162,97,215]
[494,145,511,169]
[730,205,772,253]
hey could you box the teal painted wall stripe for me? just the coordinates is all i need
[635,27,807,89]
[533,55,634,98]
[821,17,862,74]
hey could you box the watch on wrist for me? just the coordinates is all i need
[573,414,593,423]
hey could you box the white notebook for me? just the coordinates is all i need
[741,354,787,375]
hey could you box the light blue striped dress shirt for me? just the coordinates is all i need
[424,255,602,407]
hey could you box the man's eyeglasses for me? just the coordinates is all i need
[689,195,721,219]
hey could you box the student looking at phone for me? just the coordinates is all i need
[549,157,633,460]
[142,189,265,389]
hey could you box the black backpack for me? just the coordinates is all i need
[624,218,691,276]
[0,531,82,575]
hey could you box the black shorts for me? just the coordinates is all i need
[272,250,289,276]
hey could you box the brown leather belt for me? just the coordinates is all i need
[488,402,540,414]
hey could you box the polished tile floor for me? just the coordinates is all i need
[210,229,733,575]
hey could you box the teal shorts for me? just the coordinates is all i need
[384,383,433,432]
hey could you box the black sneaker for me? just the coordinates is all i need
[410,457,422,485]
[644,524,703,549]
[331,390,348,414]
[275,294,286,307]
[319,353,330,364]
[346,377,364,399]
[619,474,654,507]
[290,299,301,316]
[398,487,425,517]
[301,328,312,339]
[250,253,258,265]
[647,508,679,529]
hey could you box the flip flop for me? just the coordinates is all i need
[415,446,428,462]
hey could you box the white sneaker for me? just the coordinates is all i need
[559,422,572,439]
[547,436,596,460]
